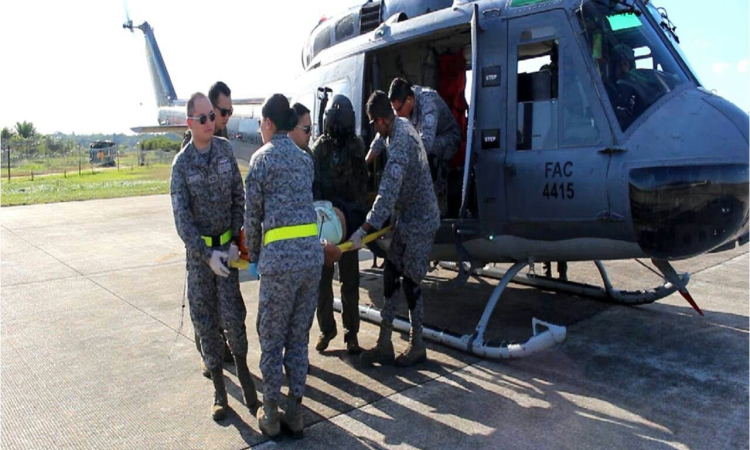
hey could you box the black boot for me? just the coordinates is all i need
[234,354,258,412]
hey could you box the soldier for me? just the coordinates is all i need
[366,78,461,216]
[209,81,233,139]
[170,92,257,421]
[183,81,237,379]
[311,94,369,354]
[352,91,440,368]
[288,103,313,154]
[245,94,323,439]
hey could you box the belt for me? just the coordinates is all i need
[202,229,233,248]
[264,223,318,246]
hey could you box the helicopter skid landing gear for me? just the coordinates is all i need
[440,260,688,306]
[333,260,567,360]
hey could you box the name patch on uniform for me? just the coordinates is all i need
[218,158,232,174]
[187,173,204,184]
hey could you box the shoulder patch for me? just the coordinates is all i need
[389,162,403,179]
[423,113,436,128]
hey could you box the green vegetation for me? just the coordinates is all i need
[1,164,172,206]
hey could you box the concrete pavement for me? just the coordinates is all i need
[1,195,747,450]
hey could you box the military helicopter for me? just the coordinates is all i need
[127,0,749,359]
[289,0,748,358]
[123,15,264,166]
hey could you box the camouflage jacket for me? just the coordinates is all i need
[244,133,323,274]
[366,118,439,236]
[371,85,461,161]
[170,136,245,263]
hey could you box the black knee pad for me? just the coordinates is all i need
[383,260,401,298]
[402,276,421,310]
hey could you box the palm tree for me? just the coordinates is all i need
[14,121,36,139]
[1,127,15,149]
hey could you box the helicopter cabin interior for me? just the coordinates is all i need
[362,23,474,219]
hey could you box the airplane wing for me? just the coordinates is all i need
[131,125,188,134]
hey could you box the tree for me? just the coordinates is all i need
[1,127,15,149]
[15,121,36,139]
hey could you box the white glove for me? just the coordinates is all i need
[228,243,240,264]
[350,227,367,250]
[208,250,230,278]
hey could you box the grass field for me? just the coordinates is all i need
[0,164,173,206]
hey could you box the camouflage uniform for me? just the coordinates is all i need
[311,134,369,344]
[371,86,461,215]
[245,133,323,403]
[170,136,248,372]
[182,127,236,363]
[367,118,440,332]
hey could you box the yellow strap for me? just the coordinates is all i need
[202,229,233,247]
[337,225,393,252]
[264,223,318,246]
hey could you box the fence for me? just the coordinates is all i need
[0,145,175,181]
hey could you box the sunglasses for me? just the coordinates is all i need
[216,106,233,117]
[296,125,312,134]
[187,111,216,125]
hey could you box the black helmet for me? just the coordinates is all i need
[324,94,355,140]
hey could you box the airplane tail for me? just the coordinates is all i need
[124,20,178,107]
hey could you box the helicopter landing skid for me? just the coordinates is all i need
[439,260,688,306]
[333,260,567,360]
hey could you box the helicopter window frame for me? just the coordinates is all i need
[335,14,356,42]
[313,25,332,60]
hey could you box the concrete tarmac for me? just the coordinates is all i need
[1,195,747,450]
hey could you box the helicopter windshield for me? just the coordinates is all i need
[577,0,690,131]
[643,1,700,84]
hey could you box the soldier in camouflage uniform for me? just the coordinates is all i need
[367,78,461,216]
[311,94,369,354]
[170,93,257,422]
[245,94,323,439]
[352,91,440,368]
[181,82,237,379]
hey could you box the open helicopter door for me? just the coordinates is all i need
[504,10,612,246]
[470,5,509,233]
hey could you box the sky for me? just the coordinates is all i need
[0,0,748,136]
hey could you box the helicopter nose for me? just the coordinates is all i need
[628,91,749,260]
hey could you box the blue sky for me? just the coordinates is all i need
[0,0,747,135]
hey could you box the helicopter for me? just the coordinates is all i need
[127,0,748,359]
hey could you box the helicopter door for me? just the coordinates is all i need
[310,53,365,142]
[504,11,611,240]
[472,9,509,231]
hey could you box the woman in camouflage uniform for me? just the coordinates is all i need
[244,94,323,439]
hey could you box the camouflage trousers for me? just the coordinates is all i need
[379,226,437,332]
[431,132,461,217]
[187,260,248,371]
[257,267,321,402]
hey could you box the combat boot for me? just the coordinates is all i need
[395,328,427,367]
[256,400,281,439]
[360,323,395,366]
[345,333,362,355]
[234,354,258,412]
[280,395,304,439]
[210,367,228,421]
[315,329,337,352]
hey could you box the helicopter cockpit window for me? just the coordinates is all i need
[313,25,331,60]
[517,39,559,150]
[335,14,356,42]
[577,1,690,131]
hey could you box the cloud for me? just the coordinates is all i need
[737,59,749,74]
[712,62,732,75]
